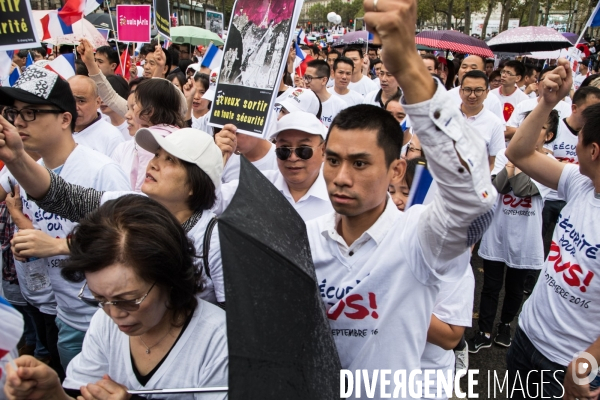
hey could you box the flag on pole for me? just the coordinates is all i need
[8,67,20,87]
[0,296,24,361]
[40,11,74,41]
[115,48,131,80]
[58,0,103,26]
[0,51,14,79]
[297,28,309,46]
[587,0,600,27]
[406,163,437,209]
[201,43,223,71]
[25,53,34,68]
[293,41,305,70]
[44,54,76,80]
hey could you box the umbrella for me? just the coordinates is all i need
[218,156,341,400]
[85,13,116,31]
[527,48,578,60]
[415,30,493,58]
[170,26,224,47]
[487,26,572,53]
[332,30,371,47]
[32,11,108,48]
[562,32,588,45]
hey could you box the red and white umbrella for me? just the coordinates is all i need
[415,30,493,58]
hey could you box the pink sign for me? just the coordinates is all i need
[117,5,151,43]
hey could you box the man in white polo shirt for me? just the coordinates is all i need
[447,55,504,120]
[343,47,379,96]
[459,70,506,170]
[490,60,529,122]
[328,57,365,107]
[303,60,347,128]
[68,75,124,157]
[216,111,332,221]
[363,64,401,108]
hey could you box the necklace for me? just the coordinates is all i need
[139,327,172,354]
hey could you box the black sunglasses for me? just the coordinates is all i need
[275,146,319,160]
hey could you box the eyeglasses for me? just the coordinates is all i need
[461,88,486,97]
[303,74,326,83]
[3,107,63,123]
[275,145,320,160]
[407,145,422,154]
[500,70,516,77]
[78,281,156,311]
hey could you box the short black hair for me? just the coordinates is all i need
[149,40,172,77]
[30,47,46,59]
[168,46,180,68]
[75,59,89,76]
[333,56,354,72]
[135,79,184,127]
[167,71,187,89]
[327,49,340,58]
[524,64,537,78]
[194,72,210,90]
[538,66,556,82]
[105,75,129,100]
[95,46,119,66]
[522,109,559,144]
[582,103,600,146]
[179,59,194,72]
[503,60,526,79]
[421,54,439,70]
[310,44,320,56]
[343,46,363,59]
[581,58,590,68]
[327,104,403,167]
[128,76,147,93]
[489,70,501,82]
[307,59,330,79]
[573,85,600,106]
[370,58,382,68]
[16,49,28,58]
[485,59,495,65]
[580,73,600,88]
[140,44,154,57]
[461,69,489,87]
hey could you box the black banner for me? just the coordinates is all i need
[153,0,170,39]
[210,84,272,135]
[0,0,40,51]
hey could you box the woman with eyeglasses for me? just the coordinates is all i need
[0,118,226,307]
[4,195,228,400]
[216,111,333,221]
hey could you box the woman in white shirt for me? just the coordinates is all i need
[4,195,228,400]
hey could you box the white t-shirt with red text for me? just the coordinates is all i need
[519,164,600,366]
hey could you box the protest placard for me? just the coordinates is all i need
[153,0,171,39]
[117,5,151,43]
[206,11,224,37]
[208,0,302,137]
[0,0,40,51]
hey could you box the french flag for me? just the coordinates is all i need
[293,41,305,70]
[58,0,103,26]
[45,54,76,80]
[297,28,309,46]
[41,11,73,41]
[406,163,438,209]
[25,52,34,68]
[201,43,223,71]
[0,296,24,361]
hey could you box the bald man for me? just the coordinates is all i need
[68,75,124,156]
[447,55,504,121]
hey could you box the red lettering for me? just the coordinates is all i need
[344,294,370,320]
[563,263,583,287]
[326,300,345,321]
[501,194,533,209]
[548,242,560,261]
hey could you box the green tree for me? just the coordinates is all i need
[307,3,328,25]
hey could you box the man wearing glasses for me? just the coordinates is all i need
[459,70,506,171]
[490,60,530,122]
[0,67,130,373]
[216,111,332,221]
[304,60,347,128]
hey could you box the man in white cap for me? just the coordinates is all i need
[216,111,333,221]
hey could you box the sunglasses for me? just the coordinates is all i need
[78,281,156,312]
[275,145,320,160]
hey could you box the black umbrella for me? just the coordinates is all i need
[218,156,341,400]
[85,13,158,39]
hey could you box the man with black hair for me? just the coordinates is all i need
[12,50,28,69]
[343,47,378,95]
[505,66,573,140]
[304,60,346,128]
[518,64,539,97]
[30,47,46,62]
[421,53,439,74]
[491,60,530,122]
[367,47,378,61]
[168,46,181,74]
[142,42,170,78]
[327,57,365,107]
[94,46,119,76]
[363,63,401,109]
[574,57,591,90]
[326,50,340,88]
[485,59,495,76]
[505,58,600,400]
[459,70,505,170]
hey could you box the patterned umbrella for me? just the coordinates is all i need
[415,30,493,58]
[562,32,588,45]
[331,30,371,47]
[487,26,572,53]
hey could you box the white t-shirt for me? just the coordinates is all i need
[551,118,579,164]
[448,86,504,121]
[506,98,572,129]
[73,116,125,157]
[574,73,586,91]
[519,164,600,366]
[0,145,130,331]
[115,120,131,141]
[192,113,212,136]
[490,86,530,121]
[64,299,228,399]
[348,75,379,96]
[363,89,381,107]
[460,106,506,157]
[478,149,551,269]
[221,143,278,184]
[327,87,364,107]
[420,265,474,400]
[320,94,346,128]
[218,170,333,222]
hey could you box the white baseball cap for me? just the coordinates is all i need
[276,88,320,116]
[202,70,219,102]
[269,111,328,140]
[135,128,223,190]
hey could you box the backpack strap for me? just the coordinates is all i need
[202,217,218,279]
